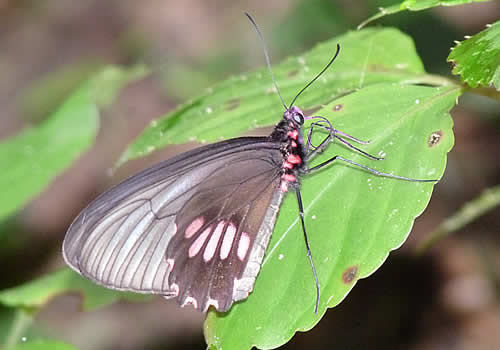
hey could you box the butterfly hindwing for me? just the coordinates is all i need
[166,157,284,311]
[62,137,285,312]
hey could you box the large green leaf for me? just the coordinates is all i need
[0,268,149,312]
[205,83,460,349]
[108,27,460,348]
[358,0,491,29]
[120,27,440,164]
[0,65,147,221]
[448,20,500,90]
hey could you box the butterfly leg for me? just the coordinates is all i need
[305,119,383,162]
[295,187,320,314]
[305,155,437,182]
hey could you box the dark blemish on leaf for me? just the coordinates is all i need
[333,104,343,112]
[450,60,457,69]
[303,105,322,116]
[287,69,299,77]
[428,130,443,147]
[225,98,241,111]
[342,265,358,284]
[367,64,389,72]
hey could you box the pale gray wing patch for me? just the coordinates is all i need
[63,171,210,295]
[74,199,177,293]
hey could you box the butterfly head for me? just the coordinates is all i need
[284,106,305,126]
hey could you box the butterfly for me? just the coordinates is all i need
[62,13,435,314]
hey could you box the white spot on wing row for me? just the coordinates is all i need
[187,219,244,262]
[185,217,204,238]
[188,225,212,258]
[237,232,250,261]
[220,223,237,260]
[203,221,225,262]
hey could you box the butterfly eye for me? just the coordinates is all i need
[293,113,304,125]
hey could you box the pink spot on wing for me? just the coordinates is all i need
[287,154,301,164]
[203,221,225,262]
[282,173,296,182]
[280,181,289,192]
[185,216,204,238]
[170,283,179,296]
[189,225,212,258]
[283,161,294,169]
[206,298,219,311]
[237,232,250,261]
[166,258,175,270]
[291,140,297,148]
[220,223,237,260]
[182,296,199,309]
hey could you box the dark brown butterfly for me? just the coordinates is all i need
[62,14,435,313]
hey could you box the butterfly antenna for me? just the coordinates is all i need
[290,43,341,107]
[245,12,287,110]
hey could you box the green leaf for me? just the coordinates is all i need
[10,340,76,350]
[0,268,150,312]
[0,65,148,221]
[448,21,500,90]
[358,0,491,29]
[120,27,438,164]
[205,83,461,349]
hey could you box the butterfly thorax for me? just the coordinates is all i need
[269,106,306,193]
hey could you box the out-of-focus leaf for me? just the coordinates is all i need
[0,268,150,312]
[0,65,148,222]
[10,340,76,350]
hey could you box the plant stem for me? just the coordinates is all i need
[415,184,500,256]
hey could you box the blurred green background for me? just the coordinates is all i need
[1,0,499,349]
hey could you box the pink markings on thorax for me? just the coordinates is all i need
[291,140,297,148]
[220,222,237,260]
[185,216,204,238]
[188,225,212,258]
[237,232,250,261]
[203,221,225,262]
[284,161,294,169]
[282,173,296,182]
[287,130,299,140]
[286,154,301,164]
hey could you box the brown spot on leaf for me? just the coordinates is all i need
[302,105,322,116]
[333,104,343,112]
[342,265,358,284]
[225,98,240,111]
[288,69,299,77]
[428,130,443,147]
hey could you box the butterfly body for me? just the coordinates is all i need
[63,106,308,312]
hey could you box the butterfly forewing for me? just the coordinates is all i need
[63,137,285,312]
